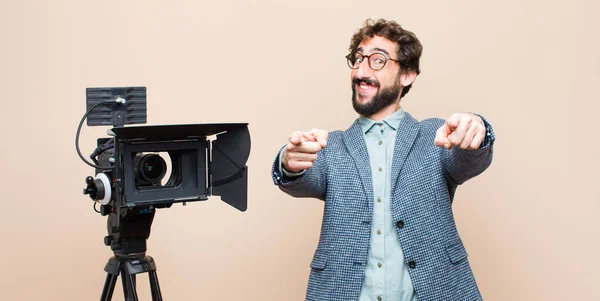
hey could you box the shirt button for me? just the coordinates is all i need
[378,140,383,145]
[408,261,416,269]
[378,123,383,127]
[377,197,382,203]
[377,262,382,268]
[378,167,382,172]
[396,220,405,229]
[377,296,382,301]
[377,229,382,235]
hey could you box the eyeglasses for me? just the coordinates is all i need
[345,52,400,70]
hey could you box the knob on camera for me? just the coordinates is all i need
[83,173,112,205]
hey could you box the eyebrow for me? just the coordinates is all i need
[356,47,391,57]
[372,47,391,56]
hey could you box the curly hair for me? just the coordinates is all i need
[349,19,423,98]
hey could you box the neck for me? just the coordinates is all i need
[365,101,401,121]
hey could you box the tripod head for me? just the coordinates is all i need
[105,206,155,255]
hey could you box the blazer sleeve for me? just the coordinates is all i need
[441,115,495,185]
[271,145,328,201]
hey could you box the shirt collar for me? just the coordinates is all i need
[358,107,406,134]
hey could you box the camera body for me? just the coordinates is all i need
[90,123,249,211]
[81,87,250,253]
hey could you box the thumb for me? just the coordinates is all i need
[434,123,452,149]
[446,113,461,131]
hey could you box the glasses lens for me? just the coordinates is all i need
[347,53,362,69]
[369,53,387,70]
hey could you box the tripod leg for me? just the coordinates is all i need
[120,269,130,301]
[100,273,119,301]
[126,272,140,301]
[148,270,163,301]
[120,269,138,301]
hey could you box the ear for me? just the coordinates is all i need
[399,70,418,87]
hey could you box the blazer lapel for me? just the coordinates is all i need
[343,120,374,207]
[391,113,420,195]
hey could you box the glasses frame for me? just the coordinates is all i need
[345,52,401,71]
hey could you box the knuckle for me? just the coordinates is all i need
[308,142,321,153]
[462,117,472,127]
[478,124,486,134]
[287,152,297,160]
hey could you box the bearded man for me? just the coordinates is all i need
[271,19,495,301]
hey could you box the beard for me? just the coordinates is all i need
[352,77,402,117]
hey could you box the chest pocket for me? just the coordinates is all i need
[446,240,468,264]
[310,248,328,270]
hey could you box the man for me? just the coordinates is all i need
[271,19,495,301]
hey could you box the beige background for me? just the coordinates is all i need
[1,0,598,300]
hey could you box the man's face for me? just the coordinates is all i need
[351,36,404,117]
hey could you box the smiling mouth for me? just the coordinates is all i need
[356,81,379,96]
[358,82,377,90]
[353,78,380,93]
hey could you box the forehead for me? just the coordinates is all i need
[357,35,398,56]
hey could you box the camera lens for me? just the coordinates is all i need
[134,153,167,185]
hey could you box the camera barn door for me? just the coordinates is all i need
[211,125,250,212]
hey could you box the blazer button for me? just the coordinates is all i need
[408,261,416,269]
[396,220,405,229]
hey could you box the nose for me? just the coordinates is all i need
[353,58,372,79]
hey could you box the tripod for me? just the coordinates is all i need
[95,206,164,300]
[100,253,162,301]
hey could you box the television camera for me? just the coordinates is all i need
[77,87,250,300]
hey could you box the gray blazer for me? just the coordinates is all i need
[272,112,494,301]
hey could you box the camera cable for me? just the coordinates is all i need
[75,98,125,169]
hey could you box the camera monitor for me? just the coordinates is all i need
[86,86,147,127]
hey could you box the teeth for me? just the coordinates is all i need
[360,84,372,90]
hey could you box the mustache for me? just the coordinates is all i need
[353,77,380,87]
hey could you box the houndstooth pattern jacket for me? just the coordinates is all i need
[272,112,494,301]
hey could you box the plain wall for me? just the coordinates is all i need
[1,0,598,300]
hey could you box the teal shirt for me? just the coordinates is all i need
[358,107,418,301]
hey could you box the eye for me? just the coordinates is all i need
[369,53,388,68]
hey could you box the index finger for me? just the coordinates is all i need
[289,131,307,145]
[446,113,461,130]
[309,128,328,148]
